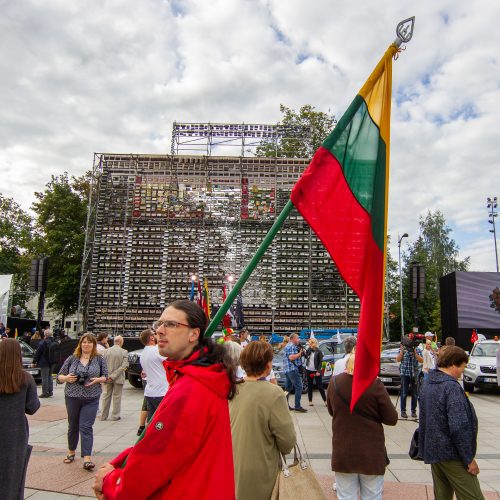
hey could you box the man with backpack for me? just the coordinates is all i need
[33,328,58,398]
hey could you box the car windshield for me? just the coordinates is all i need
[380,348,399,363]
[471,343,500,357]
[18,341,34,357]
[319,342,344,356]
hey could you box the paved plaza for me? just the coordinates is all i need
[25,381,500,499]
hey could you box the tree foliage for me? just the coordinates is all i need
[31,172,90,320]
[0,194,36,314]
[389,210,469,339]
[256,104,336,158]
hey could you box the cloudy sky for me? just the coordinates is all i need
[1,0,499,271]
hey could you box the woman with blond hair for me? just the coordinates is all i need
[57,333,108,471]
[327,354,397,499]
[305,337,327,405]
[0,339,40,499]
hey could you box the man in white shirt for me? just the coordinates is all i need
[333,336,357,376]
[139,329,168,421]
[239,328,250,348]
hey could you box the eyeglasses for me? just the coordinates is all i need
[152,320,190,331]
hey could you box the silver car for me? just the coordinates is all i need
[463,340,500,393]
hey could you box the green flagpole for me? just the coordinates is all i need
[205,199,294,337]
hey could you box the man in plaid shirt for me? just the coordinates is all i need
[396,338,423,419]
[283,334,307,412]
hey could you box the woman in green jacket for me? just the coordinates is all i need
[230,341,296,500]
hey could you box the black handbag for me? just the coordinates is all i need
[409,428,423,461]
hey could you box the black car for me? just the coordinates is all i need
[17,340,42,383]
[126,349,143,388]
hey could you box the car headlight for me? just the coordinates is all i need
[467,363,476,369]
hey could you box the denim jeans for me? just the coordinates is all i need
[65,396,100,457]
[335,472,384,500]
[285,369,303,409]
[40,366,53,395]
[400,374,417,413]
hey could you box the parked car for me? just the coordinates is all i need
[17,340,42,383]
[463,340,500,393]
[378,343,401,390]
[272,337,347,391]
[126,332,225,388]
[126,348,144,388]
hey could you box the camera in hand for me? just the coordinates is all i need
[401,333,424,352]
[77,374,89,385]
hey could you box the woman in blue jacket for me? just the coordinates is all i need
[418,346,484,500]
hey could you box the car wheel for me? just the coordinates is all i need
[464,382,475,393]
[128,375,143,389]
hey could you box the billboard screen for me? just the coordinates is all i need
[456,272,500,328]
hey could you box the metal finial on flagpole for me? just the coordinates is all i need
[394,16,415,47]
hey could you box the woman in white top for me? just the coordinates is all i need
[422,340,436,380]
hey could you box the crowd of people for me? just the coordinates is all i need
[0,309,492,500]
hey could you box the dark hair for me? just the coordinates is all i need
[169,300,236,399]
[139,328,155,346]
[344,336,357,354]
[97,332,108,342]
[445,337,456,346]
[437,346,468,368]
[240,341,274,377]
[0,339,28,394]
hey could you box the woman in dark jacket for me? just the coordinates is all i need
[419,346,484,499]
[327,353,397,499]
[304,338,326,405]
[0,338,41,499]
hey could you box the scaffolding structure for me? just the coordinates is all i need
[78,153,360,337]
[171,122,312,156]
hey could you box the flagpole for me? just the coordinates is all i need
[205,200,294,336]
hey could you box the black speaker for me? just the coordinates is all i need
[38,257,49,292]
[410,262,425,300]
[29,259,40,291]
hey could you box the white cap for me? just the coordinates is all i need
[424,331,433,337]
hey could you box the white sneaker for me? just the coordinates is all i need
[332,482,336,491]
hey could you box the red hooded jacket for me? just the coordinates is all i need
[102,350,235,499]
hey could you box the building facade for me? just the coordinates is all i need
[79,153,360,336]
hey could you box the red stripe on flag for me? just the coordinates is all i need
[291,146,384,408]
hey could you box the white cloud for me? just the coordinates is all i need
[1,0,499,272]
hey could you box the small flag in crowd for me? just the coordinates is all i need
[470,329,478,344]
[203,278,211,319]
[189,280,195,301]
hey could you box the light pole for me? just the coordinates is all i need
[398,233,409,340]
[487,197,499,272]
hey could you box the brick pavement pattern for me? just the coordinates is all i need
[25,380,500,498]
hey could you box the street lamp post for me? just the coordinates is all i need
[398,233,409,340]
[487,197,499,272]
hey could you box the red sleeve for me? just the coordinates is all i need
[102,381,206,500]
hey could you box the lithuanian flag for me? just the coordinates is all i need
[291,44,397,409]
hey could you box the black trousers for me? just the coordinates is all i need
[306,369,326,402]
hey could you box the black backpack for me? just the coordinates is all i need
[48,340,61,365]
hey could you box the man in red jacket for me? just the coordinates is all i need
[93,300,236,500]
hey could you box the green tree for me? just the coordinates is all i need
[256,104,336,158]
[0,194,35,315]
[31,172,90,324]
[384,235,403,340]
[402,210,469,337]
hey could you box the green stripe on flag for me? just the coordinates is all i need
[322,95,386,251]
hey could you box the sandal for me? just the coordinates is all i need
[63,454,75,464]
[83,461,95,471]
